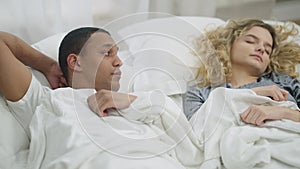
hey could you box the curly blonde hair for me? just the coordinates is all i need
[194,18,300,87]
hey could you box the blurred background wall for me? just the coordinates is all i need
[0,0,299,44]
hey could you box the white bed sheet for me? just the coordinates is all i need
[19,86,203,169]
[190,88,300,169]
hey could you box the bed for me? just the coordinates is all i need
[1,7,300,169]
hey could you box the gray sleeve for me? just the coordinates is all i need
[183,86,207,120]
[270,72,300,108]
[289,79,300,108]
[280,77,300,108]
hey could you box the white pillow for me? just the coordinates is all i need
[30,32,67,87]
[118,16,225,95]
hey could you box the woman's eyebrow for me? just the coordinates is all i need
[245,34,272,48]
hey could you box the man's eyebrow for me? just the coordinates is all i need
[101,43,113,48]
[245,34,272,48]
[101,43,119,50]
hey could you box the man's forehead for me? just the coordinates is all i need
[87,32,115,47]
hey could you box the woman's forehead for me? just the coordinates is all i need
[242,26,272,41]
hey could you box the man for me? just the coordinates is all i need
[0,28,202,168]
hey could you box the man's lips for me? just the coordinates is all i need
[112,71,122,78]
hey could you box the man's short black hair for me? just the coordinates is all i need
[58,27,110,83]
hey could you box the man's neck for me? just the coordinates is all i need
[69,73,93,90]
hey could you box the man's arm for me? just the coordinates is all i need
[87,89,137,117]
[0,31,63,101]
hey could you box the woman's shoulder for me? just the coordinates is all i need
[186,84,215,99]
[262,72,299,85]
[187,84,212,92]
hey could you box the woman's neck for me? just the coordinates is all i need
[230,71,260,88]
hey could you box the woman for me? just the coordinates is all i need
[184,18,300,126]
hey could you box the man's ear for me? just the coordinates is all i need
[67,54,82,71]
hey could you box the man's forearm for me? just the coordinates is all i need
[0,31,56,72]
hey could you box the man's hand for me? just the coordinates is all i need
[44,63,67,89]
[87,89,137,117]
[251,85,289,101]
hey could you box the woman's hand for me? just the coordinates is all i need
[240,105,300,126]
[87,89,137,117]
[251,85,289,101]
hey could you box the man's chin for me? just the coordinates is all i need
[111,82,120,92]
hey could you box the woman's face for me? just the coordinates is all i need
[230,26,273,76]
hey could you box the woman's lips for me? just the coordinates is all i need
[250,54,262,62]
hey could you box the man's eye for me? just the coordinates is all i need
[103,52,109,56]
[265,50,271,55]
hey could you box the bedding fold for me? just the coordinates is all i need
[25,88,203,169]
[190,87,300,169]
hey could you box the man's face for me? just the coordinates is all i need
[78,32,122,91]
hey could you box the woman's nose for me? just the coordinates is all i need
[256,43,265,54]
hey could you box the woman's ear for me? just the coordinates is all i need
[67,54,82,71]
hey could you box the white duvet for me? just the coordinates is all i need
[190,88,300,169]
[9,86,300,169]
[14,88,203,169]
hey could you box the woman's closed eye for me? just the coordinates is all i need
[245,39,271,55]
[244,36,256,44]
[264,46,272,55]
[246,40,255,44]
